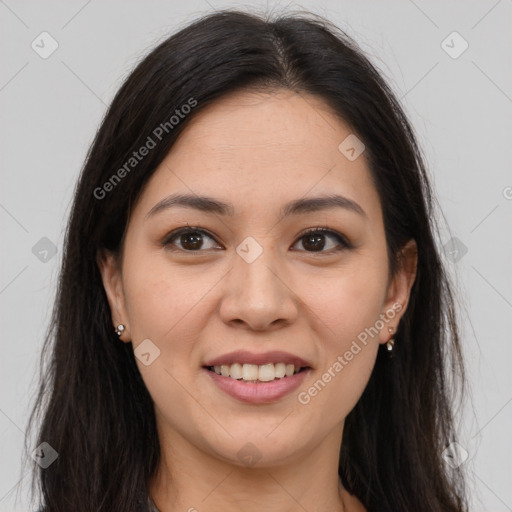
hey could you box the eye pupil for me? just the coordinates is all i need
[181,231,203,250]
[303,234,326,251]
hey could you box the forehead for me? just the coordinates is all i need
[132,89,382,223]
[171,89,350,167]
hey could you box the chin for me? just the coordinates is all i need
[203,430,314,469]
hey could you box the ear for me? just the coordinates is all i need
[379,239,418,344]
[97,249,131,342]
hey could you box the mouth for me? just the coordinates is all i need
[203,364,312,404]
[204,362,311,383]
[201,350,313,404]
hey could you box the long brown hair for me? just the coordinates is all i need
[25,9,467,511]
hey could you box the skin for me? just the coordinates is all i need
[98,89,417,512]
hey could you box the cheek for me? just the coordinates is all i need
[293,258,387,414]
[121,249,211,343]
[299,258,389,344]
[120,255,211,405]
[299,346,377,422]
[124,274,179,340]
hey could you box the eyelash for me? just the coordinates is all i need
[161,224,352,255]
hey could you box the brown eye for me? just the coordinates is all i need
[292,228,351,253]
[162,226,351,255]
[163,228,220,252]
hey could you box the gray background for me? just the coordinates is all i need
[1,0,511,510]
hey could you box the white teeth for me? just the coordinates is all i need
[230,363,243,380]
[274,362,286,378]
[209,362,305,381]
[258,363,275,382]
[242,364,259,381]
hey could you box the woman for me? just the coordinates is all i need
[26,9,468,512]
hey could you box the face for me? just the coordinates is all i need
[99,89,416,469]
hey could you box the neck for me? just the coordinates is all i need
[149,423,351,512]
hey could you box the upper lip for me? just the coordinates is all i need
[203,350,312,368]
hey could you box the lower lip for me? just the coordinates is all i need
[203,367,311,404]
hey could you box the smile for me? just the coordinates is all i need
[203,365,312,404]
[206,362,307,382]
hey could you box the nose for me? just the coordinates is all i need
[218,245,299,332]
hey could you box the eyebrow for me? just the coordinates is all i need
[145,192,367,221]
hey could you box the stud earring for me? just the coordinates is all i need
[386,327,395,351]
[115,324,125,337]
